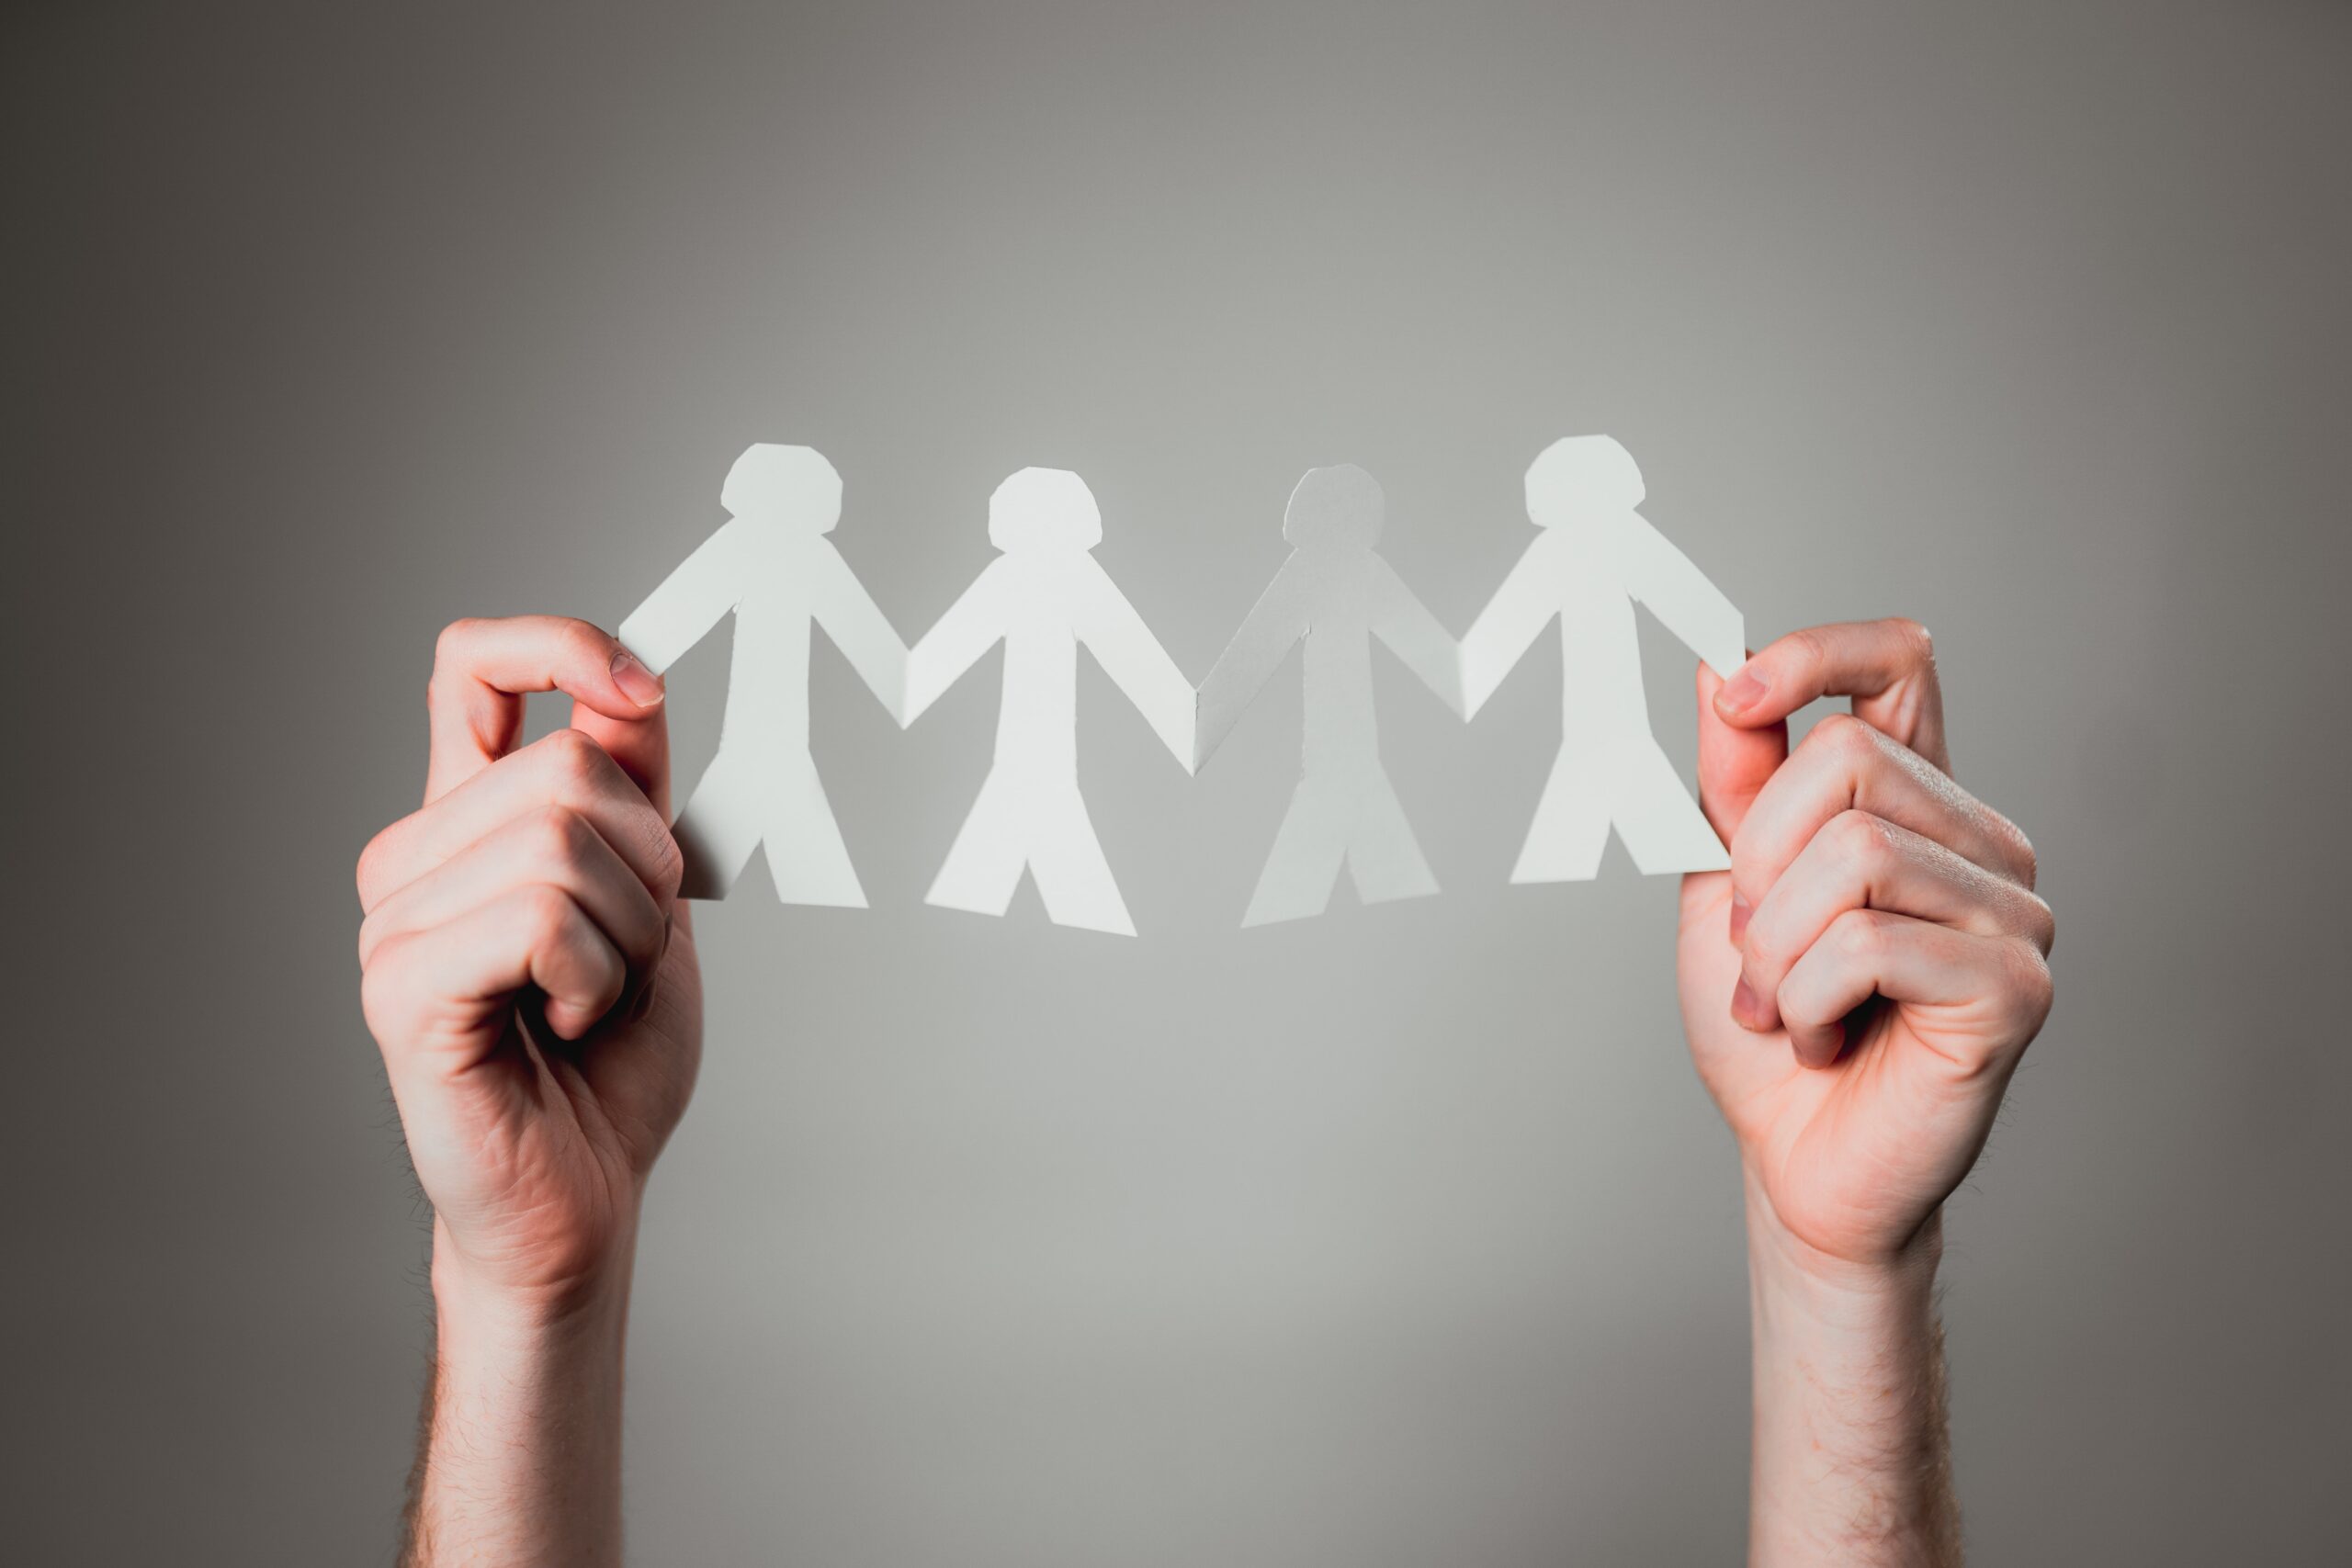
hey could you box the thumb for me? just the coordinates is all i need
[425,615,670,806]
[570,649,673,818]
[1696,659,1785,847]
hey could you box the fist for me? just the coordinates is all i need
[1678,619,2054,1269]
[356,616,705,1303]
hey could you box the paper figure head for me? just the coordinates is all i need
[989,467,1103,553]
[1525,435,1645,525]
[1282,464,1384,551]
[722,444,844,533]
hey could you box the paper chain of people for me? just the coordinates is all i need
[620,436,1747,935]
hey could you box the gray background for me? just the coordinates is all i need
[6,2,2347,1562]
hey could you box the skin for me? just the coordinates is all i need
[357,614,2049,1566]
[356,616,702,1567]
[1687,616,2052,1564]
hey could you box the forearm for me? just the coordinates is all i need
[401,1219,637,1568]
[1746,1182,1960,1567]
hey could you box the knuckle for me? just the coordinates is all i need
[1746,930,1800,987]
[2000,816,2040,889]
[357,936,414,1041]
[526,804,594,870]
[355,833,385,904]
[1830,908,1885,960]
[1828,807,1890,868]
[542,725,600,768]
[355,823,406,908]
[1775,985,1831,1032]
[517,884,578,946]
[432,618,483,673]
[2022,890,2057,955]
[562,617,616,664]
[574,935,625,998]
[1807,711,1875,764]
[2008,941,2056,1021]
[540,727,615,791]
[1886,616,1935,667]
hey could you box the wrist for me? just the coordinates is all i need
[1742,1176,1959,1565]
[425,1210,636,1433]
[1743,1174,1943,1320]
[411,1218,635,1567]
[431,1244,633,1376]
[427,1199,644,1334]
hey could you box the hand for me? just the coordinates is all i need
[357,615,704,1311]
[1678,618,2054,1274]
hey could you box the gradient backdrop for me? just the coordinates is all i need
[7,3,2348,1562]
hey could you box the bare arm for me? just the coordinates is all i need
[1366,555,1463,716]
[1746,1207,1958,1564]
[359,617,704,1567]
[402,1253,637,1567]
[1679,618,2052,1565]
[618,518,755,675]
[1193,558,1306,771]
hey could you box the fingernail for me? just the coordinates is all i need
[611,647,665,708]
[1728,892,1751,945]
[1731,977,1761,1029]
[1717,666,1767,716]
[628,978,659,1024]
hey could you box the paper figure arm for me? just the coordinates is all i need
[903,558,1014,726]
[1458,536,1560,720]
[1368,556,1464,717]
[1074,558,1197,773]
[617,518,755,674]
[810,543,910,722]
[1193,558,1308,771]
[1613,512,1746,680]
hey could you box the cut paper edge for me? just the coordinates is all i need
[620,444,908,903]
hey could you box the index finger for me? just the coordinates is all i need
[1711,617,1950,774]
[424,615,667,804]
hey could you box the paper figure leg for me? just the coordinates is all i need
[761,750,869,908]
[1608,737,1730,874]
[926,770,1033,920]
[1344,771,1440,908]
[1509,741,1614,884]
[1026,783,1137,937]
[673,747,768,900]
[1241,778,1350,928]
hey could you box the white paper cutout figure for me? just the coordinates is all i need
[1193,465,1464,927]
[620,445,908,905]
[901,468,1193,936]
[1460,435,1745,881]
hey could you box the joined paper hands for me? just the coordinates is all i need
[620,437,1744,934]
